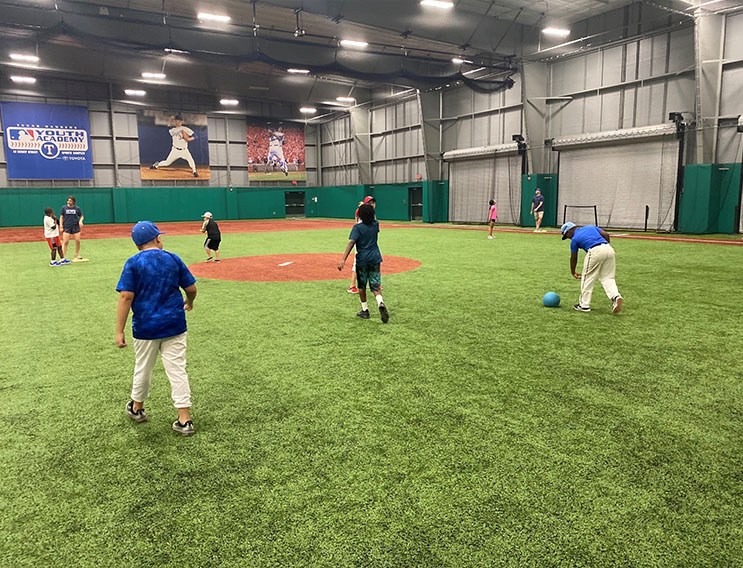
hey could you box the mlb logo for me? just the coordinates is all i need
[8,128,36,142]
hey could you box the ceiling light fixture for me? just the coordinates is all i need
[220,98,239,106]
[420,0,454,9]
[340,39,369,48]
[125,89,146,96]
[197,12,231,23]
[10,53,39,63]
[142,72,166,80]
[542,27,571,37]
[293,9,306,38]
[164,48,190,55]
[10,75,36,84]
[287,68,311,74]
[336,96,356,103]
[299,107,317,114]
[452,57,473,65]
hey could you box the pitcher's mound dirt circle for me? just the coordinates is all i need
[190,253,421,282]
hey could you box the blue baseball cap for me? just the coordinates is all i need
[561,222,576,240]
[132,221,164,246]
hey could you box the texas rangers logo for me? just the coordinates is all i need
[6,126,89,159]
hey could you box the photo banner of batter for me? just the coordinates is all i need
[137,110,210,180]
[246,119,306,182]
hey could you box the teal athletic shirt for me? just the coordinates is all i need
[116,249,196,340]
[350,220,383,267]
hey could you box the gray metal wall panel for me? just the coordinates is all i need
[114,112,138,137]
[602,47,624,85]
[584,51,602,91]
[228,117,245,142]
[503,110,521,139]
[504,74,522,107]
[715,127,741,164]
[600,91,622,131]
[669,28,694,73]
[232,169,249,186]
[93,168,115,186]
[90,111,112,136]
[209,143,227,166]
[442,88,472,117]
[584,97,602,133]
[724,13,743,59]
[208,117,226,139]
[228,144,246,168]
[115,140,139,167]
[666,76,695,117]
[92,139,113,163]
[720,66,743,117]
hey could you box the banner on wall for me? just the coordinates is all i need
[137,110,210,180]
[246,119,306,182]
[0,102,93,180]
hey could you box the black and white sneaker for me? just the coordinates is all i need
[379,303,389,323]
[193,171,199,178]
[149,163,158,170]
[125,400,148,423]
[356,309,370,320]
[612,296,623,315]
[172,420,195,436]
[573,304,591,312]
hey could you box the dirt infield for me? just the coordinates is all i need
[189,253,421,282]
[1,218,740,246]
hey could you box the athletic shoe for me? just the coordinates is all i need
[487,235,494,240]
[193,171,199,177]
[126,400,148,423]
[149,163,158,169]
[214,259,220,262]
[612,296,623,315]
[59,259,72,265]
[49,261,59,267]
[573,304,591,312]
[206,257,214,262]
[347,286,359,294]
[356,309,370,320]
[379,303,389,323]
[172,420,195,436]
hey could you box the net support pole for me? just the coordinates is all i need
[645,205,650,232]
[670,113,686,232]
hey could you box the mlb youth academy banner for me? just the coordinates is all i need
[0,102,93,179]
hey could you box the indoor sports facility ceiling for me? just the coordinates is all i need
[0,0,741,119]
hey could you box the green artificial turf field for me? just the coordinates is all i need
[0,225,740,567]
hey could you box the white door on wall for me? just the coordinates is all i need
[556,137,679,230]
[448,153,521,224]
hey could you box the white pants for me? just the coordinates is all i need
[131,333,191,408]
[579,243,621,308]
[158,148,196,172]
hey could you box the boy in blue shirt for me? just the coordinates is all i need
[115,221,199,435]
[561,222,623,315]
[338,202,389,323]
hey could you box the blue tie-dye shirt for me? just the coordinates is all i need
[116,249,196,340]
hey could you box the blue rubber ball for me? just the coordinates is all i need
[543,291,560,307]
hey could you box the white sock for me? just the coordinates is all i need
[376,295,384,306]
[361,302,368,311]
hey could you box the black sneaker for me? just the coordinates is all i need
[125,400,148,423]
[149,163,158,170]
[356,309,370,319]
[573,304,591,312]
[206,257,214,262]
[193,171,199,177]
[379,303,389,323]
[172,420,195,436]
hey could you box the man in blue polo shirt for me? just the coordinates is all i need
[561,221,623,315]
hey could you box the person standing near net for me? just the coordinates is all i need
[560,221,623,315]
[200,211,221,262]
[531,189,544,232]
[338,202,389,323]
[487,199,498,239]
[116,221,198,436]
[150,114,199,178]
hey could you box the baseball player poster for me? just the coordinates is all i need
[137,110,210,180]
[0,102,93,180]
[246,119,306,182]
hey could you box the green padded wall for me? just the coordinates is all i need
[679,164,741,234]
[521,174,558,227]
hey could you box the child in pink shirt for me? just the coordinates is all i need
[487,200,498,239]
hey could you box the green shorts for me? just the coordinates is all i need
[356,264,381,292]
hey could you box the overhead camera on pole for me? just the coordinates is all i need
[294,9,306,37]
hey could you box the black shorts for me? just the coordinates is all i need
[64,225,80,235]
[204,237,221,251]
